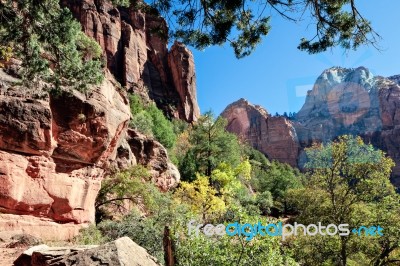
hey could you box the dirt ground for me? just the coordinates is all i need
[0,231,42,266]
[0,247,24,266]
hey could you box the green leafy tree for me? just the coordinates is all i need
[180,111,241,180]
[147,103,177,149]
[130,110,154,137]
[95,165,152,223]
[367,194,400,266]
[251,161,304,213]
[286,135,398,265]
[242,144,270,167]
[242,145,304,214]
[0,0,103,91]
[111,0,378,58]
[129,94,177,149]
[255,190,274,215]
[171,118,188,135]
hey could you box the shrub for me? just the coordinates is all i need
[146,104,176,149]
[255,190,273,215]
[99,211,166,262]
[130,110,154,136]
[173,231,297,266]
[0,46,12,67]
[74,225,106,245]
[129,93,177,149]
[129,94,144,115]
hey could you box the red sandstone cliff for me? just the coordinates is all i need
[0,0,195,240]
[62,0,200,122]
[222,67,400,186]
[221,98,299,167]
[0,68,181,240]
[0,70,130,240]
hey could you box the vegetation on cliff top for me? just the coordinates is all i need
[0,0,103,91]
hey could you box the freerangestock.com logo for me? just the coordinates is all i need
[188,220,383,241]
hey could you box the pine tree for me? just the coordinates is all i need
[111,0,378,58]
[179,112,241,180]
[0,0,103,91]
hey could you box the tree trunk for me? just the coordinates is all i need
[340,236,347,266]
[163,226,176,266]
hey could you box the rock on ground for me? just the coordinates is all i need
[14,237,161,266]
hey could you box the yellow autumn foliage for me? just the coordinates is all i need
[174,174,226,220]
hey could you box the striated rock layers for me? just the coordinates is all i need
[0,72,131,240]
[111,128,181,191]
[221,99,299,167]
[62,0,200,122]
[0,69,181,240]
[0,0,195,240]
[295,67,400,186]
[222,67,400,186]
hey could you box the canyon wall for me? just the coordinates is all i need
[222,67,400,186]
[0,71,130,240]
[62,0,200,122]
[0,0,195,240]
[221,99,299,167]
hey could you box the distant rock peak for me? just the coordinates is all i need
[223,98,269,117]
[388,74,400,85]
[222,66,400,186]
[221,98,299,167]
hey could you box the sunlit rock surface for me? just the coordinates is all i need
[223,67,400,186]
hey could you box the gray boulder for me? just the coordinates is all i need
[14,237,161,266]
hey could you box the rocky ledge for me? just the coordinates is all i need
[0,69,179,240]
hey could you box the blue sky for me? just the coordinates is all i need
[188,1,400,116]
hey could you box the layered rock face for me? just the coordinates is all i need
[125,129,180,191]
[0,0,196,241]
[111,129,180,191]
[62,0,200,122]
[0,71,131,239]
[295,67,381,142]
[221,99,299,167]
[222,67,400,185]
[295,67,400,185]
[0,69,180,240]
